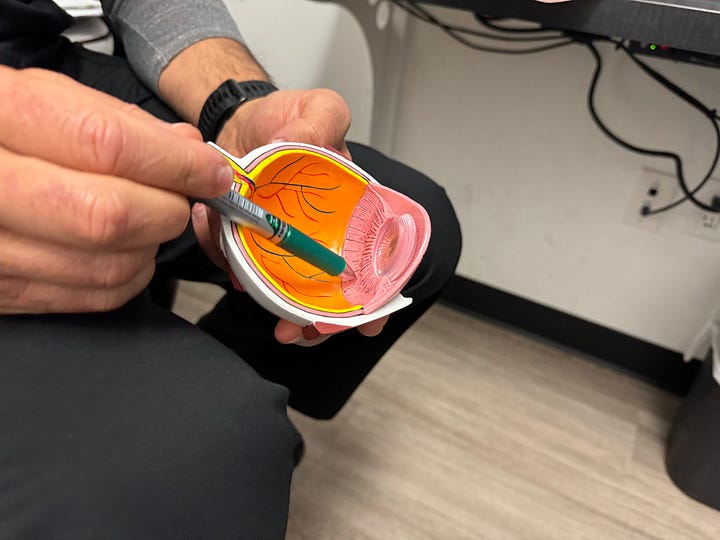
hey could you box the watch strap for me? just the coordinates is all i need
[198,79,278,142]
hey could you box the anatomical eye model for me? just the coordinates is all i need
[217,142,431,335]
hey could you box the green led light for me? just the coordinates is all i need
[649,44,657,51]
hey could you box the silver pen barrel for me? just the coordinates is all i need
[199,190,275,238]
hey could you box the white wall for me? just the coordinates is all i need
[223,0,373,144]
[227,1,720,353]
[388,6,720,352]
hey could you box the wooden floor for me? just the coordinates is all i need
[173,281,720,539]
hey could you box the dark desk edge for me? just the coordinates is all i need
[423,0,720,57]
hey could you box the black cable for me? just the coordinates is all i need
[618,44,720,214]
[440,29,575,55]
[390,0,720,213]
[617,43,715,119]
[585,41,720,214]
[391,1,576,53]
[403,3,565,41]
[476,14,559,35]
[76,31,112,45]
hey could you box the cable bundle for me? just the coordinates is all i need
[390,0,720,214]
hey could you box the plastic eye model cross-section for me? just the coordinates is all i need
[217,142,431,335]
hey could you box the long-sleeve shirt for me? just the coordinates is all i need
[100,1,244,93]
[0,0,245,93]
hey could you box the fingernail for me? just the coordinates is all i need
[191,202,207,219]
[271,138,287,144]
[288,335,331,347]
[302,326,321,341]
[217,164,234,192]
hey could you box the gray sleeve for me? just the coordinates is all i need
[101,0,245,93]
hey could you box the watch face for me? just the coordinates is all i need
[216,142,431,334]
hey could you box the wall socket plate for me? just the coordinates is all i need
[624,169,720,241]
[679,178,720,243]
[623,168,678,233]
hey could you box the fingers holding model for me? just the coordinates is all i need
[0,67,234,314]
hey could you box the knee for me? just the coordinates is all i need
[404,179,462,300]
[27,359,300,538]
[422,181,463,268]
[116,368,301,535]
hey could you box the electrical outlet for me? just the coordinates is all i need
[679,179,720,243]
[623,168,678,232]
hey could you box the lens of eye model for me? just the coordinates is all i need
[373,214,416,279]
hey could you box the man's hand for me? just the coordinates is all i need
[0,67,234,314]
[216,88,352,160]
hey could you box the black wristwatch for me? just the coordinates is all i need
[198,79,278,142]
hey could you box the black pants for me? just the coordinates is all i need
[0,40,462,539]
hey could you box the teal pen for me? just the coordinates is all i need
[200,189,348,276]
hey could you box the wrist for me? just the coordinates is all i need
[158,37,271,125]
[198,79,278,142]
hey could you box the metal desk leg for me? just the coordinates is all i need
[312,0,410,153]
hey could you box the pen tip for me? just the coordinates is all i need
[341,265,357,281]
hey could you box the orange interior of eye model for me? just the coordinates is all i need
[236,149,368,313]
